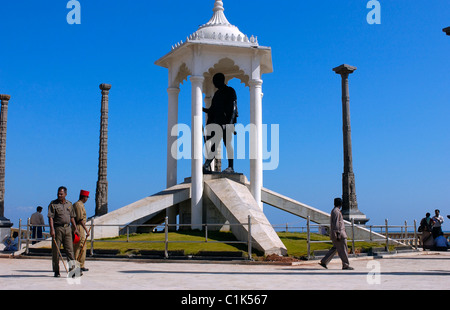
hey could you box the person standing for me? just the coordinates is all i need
[319,198,354,270]
[48,186,79,277]
[419,212,435,250]
[73,190,90,272]
[30,206,45,244]
[432,209,444,239]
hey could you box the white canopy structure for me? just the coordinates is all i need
[155,0,273,228]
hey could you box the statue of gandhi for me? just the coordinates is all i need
[202,73,238,173]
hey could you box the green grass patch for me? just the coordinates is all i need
[91,230,387,258]
[278,232,389,257]
[93,230,251,255]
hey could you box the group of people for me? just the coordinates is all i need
[3,186,91,278]
[419,209,449,251]
[3,207,47,251]
[48,186,91,277]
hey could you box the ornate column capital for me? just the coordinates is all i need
[249,79,263,87]
[99,83,112,92]
[190,75,205,84]
[167,87,180,94]
[333,64,357,76]
[0,95,11,102]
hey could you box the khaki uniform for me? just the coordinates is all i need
[73,200,87,268]
[48,199,76,274]
[320,206,350,268]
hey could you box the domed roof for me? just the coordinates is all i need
[171,0,259,50]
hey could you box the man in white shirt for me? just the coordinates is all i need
[432,209,444,239]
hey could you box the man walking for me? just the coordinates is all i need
[48,186,79,277]
[319,198,354,270]
[73,190,90,273]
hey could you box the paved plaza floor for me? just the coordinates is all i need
[1,251,449,293]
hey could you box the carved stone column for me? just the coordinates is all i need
[333,65,368,225]
[95,84,111,217]
[0,95,13,236]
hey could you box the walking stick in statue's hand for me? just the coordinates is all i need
[76,226,92,262]
[52,238,68,274]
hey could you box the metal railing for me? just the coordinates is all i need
[304,216,423,259]
[15,216,447,260]
[16,216,254,260]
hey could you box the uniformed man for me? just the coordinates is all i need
[48,186,79,277]
[73,189,90,272]
[318,198,354,270]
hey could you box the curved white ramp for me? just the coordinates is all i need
[261,187,396,243]
[92,182,191,239]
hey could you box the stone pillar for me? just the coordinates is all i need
[249,79,263,210]
[166,87,179,228]
[0,94,12,230]
[333,64,368,224]
[95,84,111,217]
[190,76,204,229]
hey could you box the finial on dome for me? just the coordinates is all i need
[213,0,224,13]
[179,0,259,48]
[203,0,230,26]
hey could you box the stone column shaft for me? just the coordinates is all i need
[249,79,263,210]
[95,84,111,217]
[0,95,10,220]
[167,87,179,227]
[190,76,204,229]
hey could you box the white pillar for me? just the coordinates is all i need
[190,75,204,229]
[166,87,180,227]
[249,79,263,209]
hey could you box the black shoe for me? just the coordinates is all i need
[223,167,234,173]
[81,267,89,272]
[54,272,60,277]
[318,262,327,269]
[342,266,354,270]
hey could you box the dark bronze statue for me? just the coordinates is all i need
[203,73,238,173]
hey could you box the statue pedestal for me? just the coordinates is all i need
[342,210,369,225]
[180,172,247,231]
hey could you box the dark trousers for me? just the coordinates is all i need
[31,226,43,245]
[204,126,234,169]
[432,227,443,239]
[52,226,75,273]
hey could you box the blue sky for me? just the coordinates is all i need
[0,0,449,232]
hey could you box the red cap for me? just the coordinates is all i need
[80,190,90,197]
[73,233,80,244]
